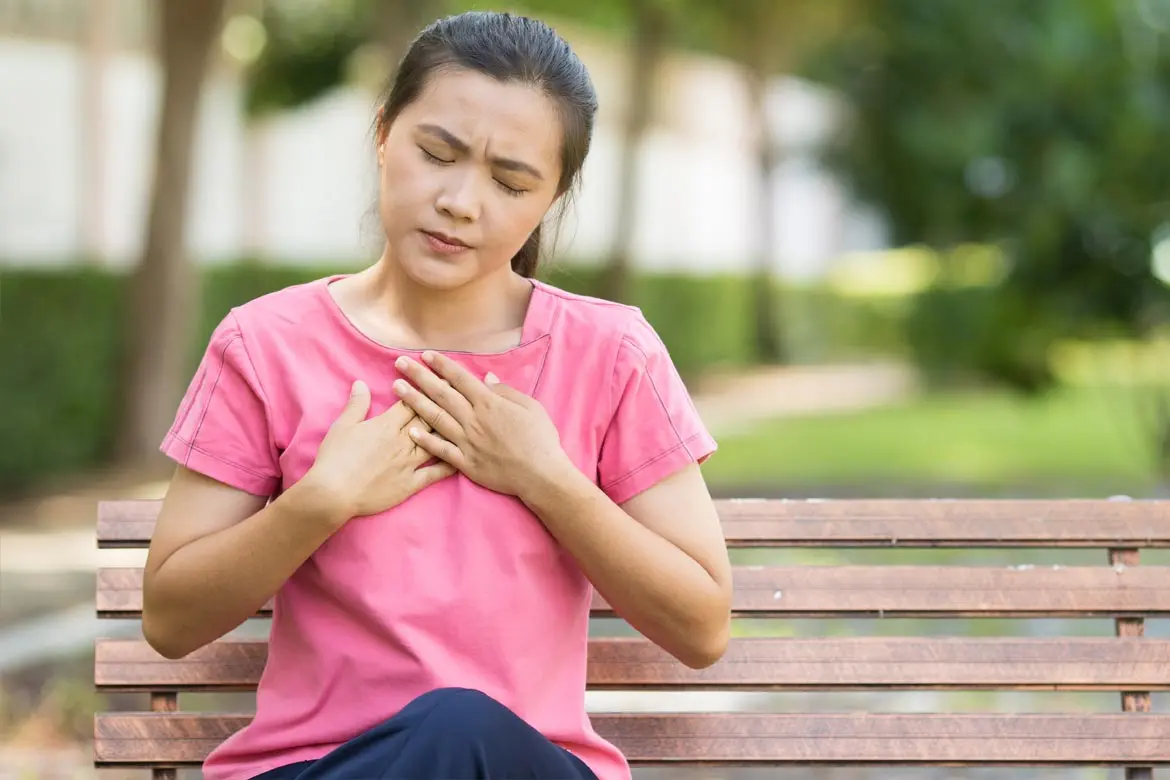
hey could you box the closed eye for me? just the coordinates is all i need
[420,146,453,165]
[495,179,526,197]
[421,145,528,196]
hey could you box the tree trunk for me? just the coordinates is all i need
[80,0,114,264]
[376,0,446,69]
[600,0,666,303]
[748,66,786,363]
[116,0,226,464]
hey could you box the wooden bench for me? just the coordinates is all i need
[93,497,1170,778]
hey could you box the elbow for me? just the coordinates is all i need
[142,585,196,660]
[677,613,731,670]
[674,581,732,670]
[142,609,192,660]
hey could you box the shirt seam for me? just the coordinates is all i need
[228,309,282,461]
[187,333,237,463]
[171,361,208,438]
[536,280,642,314]
[601,431,707,491]
[620,334,689,458]
[167,431,278,482]
[605,318,636,418]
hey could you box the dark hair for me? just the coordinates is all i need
[375,11,598,278]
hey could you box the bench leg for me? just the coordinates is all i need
[151,692,179,780]
[1111,548,1154,780]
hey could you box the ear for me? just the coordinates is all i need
[375,108,389,165]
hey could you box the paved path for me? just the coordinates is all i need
[692,360,916,434]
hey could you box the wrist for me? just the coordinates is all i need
[519,454,587,512]
[287,470,352,530]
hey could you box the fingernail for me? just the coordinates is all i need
[422,351,435,364]
[485,372,499,385]
[409,427,421,439]
[393,379,408,394]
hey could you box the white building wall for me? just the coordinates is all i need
[0,23,886,278]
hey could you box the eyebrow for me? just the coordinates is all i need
[417,123,545,181]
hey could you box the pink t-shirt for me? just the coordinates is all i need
[161,274,718,780]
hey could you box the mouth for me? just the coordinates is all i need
[420,229,471,252]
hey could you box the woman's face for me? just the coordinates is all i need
[376,67,564,290]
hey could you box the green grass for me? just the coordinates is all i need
[702,384,1164,494]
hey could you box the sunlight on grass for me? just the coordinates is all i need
[702,384,1159,492]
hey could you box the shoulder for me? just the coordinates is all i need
[223,275,334,341]
[535,279,665,363]
[195,275,344,398]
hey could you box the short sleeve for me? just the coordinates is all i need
[160,312,281,497]
[597,314,717,505]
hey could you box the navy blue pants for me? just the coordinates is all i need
[250,687,599,779]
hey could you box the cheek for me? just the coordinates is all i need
[379,155,428,222]
[497,194,556,249]
[499,200,546,242]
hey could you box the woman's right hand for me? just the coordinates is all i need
[303,380,456,524]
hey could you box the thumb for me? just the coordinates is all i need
[335,379,372,426]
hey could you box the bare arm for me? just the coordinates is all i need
[142,466,343,659]
[142,383,453,659]
[520,462,732,669]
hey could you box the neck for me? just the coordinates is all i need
[364,252,531,350]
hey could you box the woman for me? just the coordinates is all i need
[142,10,732,780]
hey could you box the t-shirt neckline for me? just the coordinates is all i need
[316,273,554,357]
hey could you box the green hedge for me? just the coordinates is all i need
[0,261,904,496]
[0,268,126,494]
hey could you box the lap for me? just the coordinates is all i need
[251,687,597,780]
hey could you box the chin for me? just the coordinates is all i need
[398,253,480,291]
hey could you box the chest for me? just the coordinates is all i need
[272,335,609,490]
[270,338,607,622]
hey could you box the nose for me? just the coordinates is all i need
[435,171,480,223]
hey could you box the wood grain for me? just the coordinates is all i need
[93,712,1170,765]
[97,564,1170,619]
[94,636,1170,692]
[97,498,1170,548]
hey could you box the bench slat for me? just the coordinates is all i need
[95,637,1170,692]
[97,564,1170,619]
[97,498,1170,548]
[93,712,1170,765]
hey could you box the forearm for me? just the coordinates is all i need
[142,480,343,658]
[520,466,730,669]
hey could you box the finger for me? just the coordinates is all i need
[408,425,465,469]
[485,373,530,404]
[408,442,440,467]
[396,356,473,421]
[422,351,492,406]
[412,460,457,491]
[394,378,463,441]
[332,380,371,427]
[374,399,430,434]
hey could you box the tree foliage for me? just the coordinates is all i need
[244,0,451,117]
[809,0,1170,390]
[244,1,369,116]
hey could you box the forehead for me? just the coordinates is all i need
[400,68,562,171]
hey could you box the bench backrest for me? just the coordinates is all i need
[93,498,1170,779]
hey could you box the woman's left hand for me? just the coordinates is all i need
[393,351,572,498]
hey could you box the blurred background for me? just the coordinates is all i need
[2,0,1170,777]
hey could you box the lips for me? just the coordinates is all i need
[422,229,470,248]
